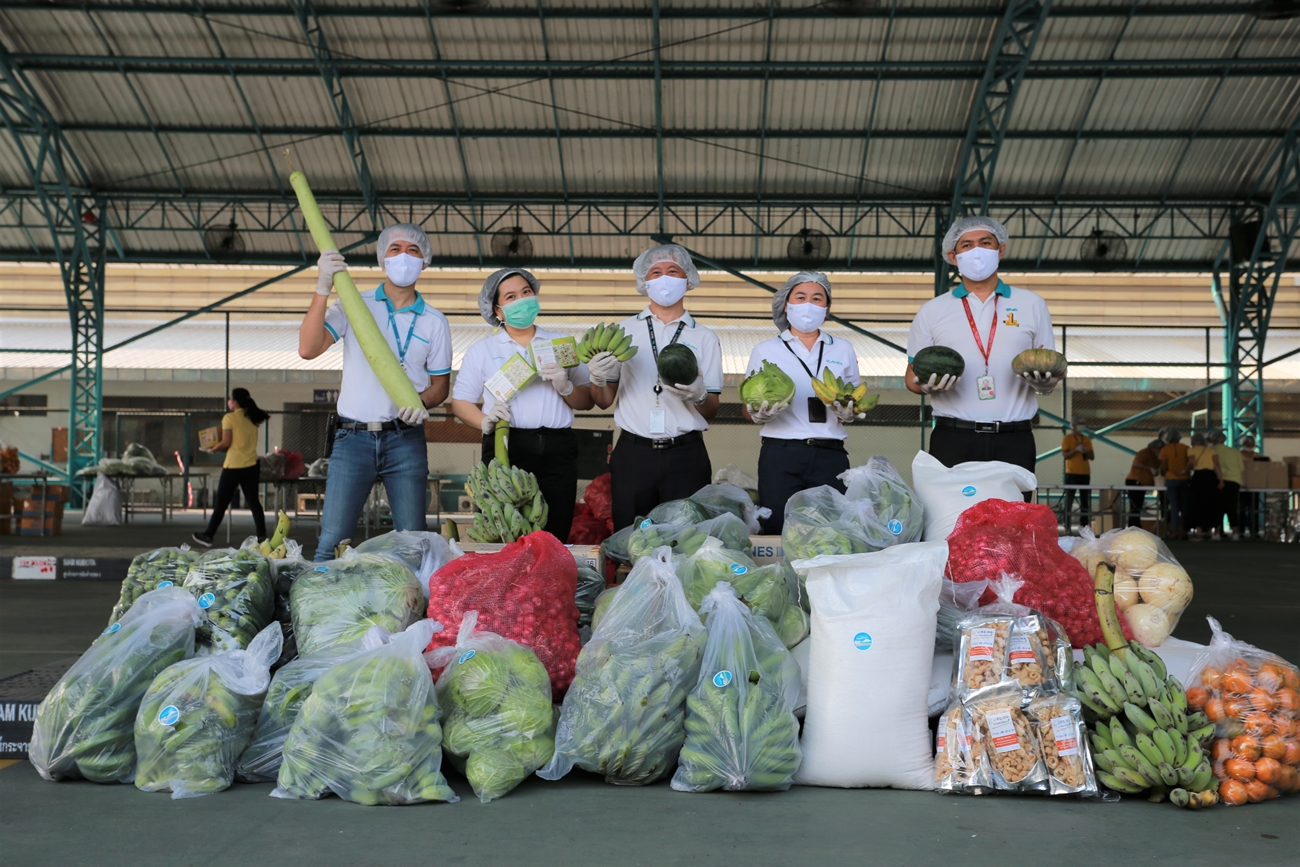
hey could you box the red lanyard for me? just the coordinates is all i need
[961,295,998,373]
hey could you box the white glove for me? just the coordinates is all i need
[587,351,622,387]
[831,400,862,423]
[748,401,787,424]
[396,405,429,426]
[315,250,346,295]
[661,376,708,404]
[538,361,574,397]
[914,372,960,395]
[480,401,510,435]
[1020,370,1062,395]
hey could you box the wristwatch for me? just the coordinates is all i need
[693,392,708,406]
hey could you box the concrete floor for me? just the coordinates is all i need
[1,541,1298,865]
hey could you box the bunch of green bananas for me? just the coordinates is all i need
[466,458,548,543]
[182,546,276,653]
[575,322,638,364]
[256,510,292,558]
[627,523,706,561]
[1075,640,1217,806]
[781,523,871,560]
[808,367,878,415]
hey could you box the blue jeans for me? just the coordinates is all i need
[1164,478,1189,535]
[315,424,428,561]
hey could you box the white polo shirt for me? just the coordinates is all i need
[324,284,452,423]
[906,280,1054,423]
[452,327,592,430]
[612,307,724,439]
[745,330,860,441]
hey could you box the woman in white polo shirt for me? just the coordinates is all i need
[743,271,862,534]
[451,268,593,542]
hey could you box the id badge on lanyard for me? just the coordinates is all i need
[962,296,998,401]
[647,319,686,435]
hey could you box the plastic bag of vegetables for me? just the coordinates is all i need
[29,587,203,783]
[428,611,556,802]
[647,498,711,526]
[781,486,876,561]
[627,521,707,562]
[270,541,311,669]
[693,512,753,554]
[672,582,802,792]
[289,551,424,657]
[1070,526,1193,646]
[678,539,804,649]
[182,541,275,653]
[601,523,636,565]
[678,538,758,610]
[134,623,282,798]
[234,645,359,783]
[574,561,606,631]
[838,457,925,549]
[108,546,200,625]
[355,530,455,595]
[274,620,458,806]
[688,482,768,533]
[538,547,705,786]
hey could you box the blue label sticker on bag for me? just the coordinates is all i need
[458,650,476,664]
[198,592,215,609]
[853,632,873,650]
[712,670,733,688]
[728,563,748,576]
[102,623,121,635]
[157,580,173,588]
[315,565,330,572]
[961,485,977,497]
[887,519,903,535]
[157,705,181,726]
[640,518,653,529]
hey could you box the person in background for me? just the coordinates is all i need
[1186,432,1223,541]
[590,244,723,531]
[1124,438,1163,527]
[1208,429,1243,540]
[192,388,269,546]
[451,268,594,542]
[1240,435,1262,461]
[1158,429,1191,539]
[742,271,863,534]
[1060,419,1095,531]
[300,223,452,561]
[1238,434,1264,537]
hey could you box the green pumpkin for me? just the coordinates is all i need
[911,345,966,381]
[1010,348,1067,378]
[656,343,700,386]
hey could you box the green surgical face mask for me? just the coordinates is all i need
[500,295,540,328]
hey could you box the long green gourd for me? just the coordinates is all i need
[289,169,423,412]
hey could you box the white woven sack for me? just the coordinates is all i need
[911,451,1036,541]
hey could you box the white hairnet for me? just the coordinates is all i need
[376,223,432,266]
[478,268,540,326]
[632,243,700,294]
[941,216,1009,256]
[772,271,832,331]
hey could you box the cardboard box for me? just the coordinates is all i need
[51,426,67,463]
[20,499,63,518]
[1242,460,1276,490]
[198,426,222,451]
[19,516,61,536]
[1292,476,1300,490]
[1282,456,1300,476]
[1268,462,1290,489]
[749,535,784,566]
[453,541,603,574]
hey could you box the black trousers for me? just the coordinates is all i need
[757,438,849,535]
[205,463,266,539]
[1125,478,1147,527]
[1222,481,1241,532]
[610,434,711,531]
[480,427,578,544]
[1189,469,1220,533]
[1063,472,1092,525]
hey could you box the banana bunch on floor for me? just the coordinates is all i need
[257,511,291,558]
[466,459,548,543]
[809,368,878,415]
[575,322,638,364]
[1075,640,1218,807]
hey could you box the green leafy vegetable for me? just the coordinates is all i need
[738,360,795,410]
[289,553,423,657]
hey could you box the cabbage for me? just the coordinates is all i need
[739,360,795,409]
[466,750,527,800]
[450,651,513,717]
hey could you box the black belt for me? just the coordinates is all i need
[621,430,704,450]
[505,426,573,436]
[337,417,415,432]
[763,436,847,451]
[934,417,1033,434]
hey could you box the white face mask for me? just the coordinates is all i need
[383,252,424,287]
[954,246,1000,283]
[644,274,689,307]
[785,302,827,333]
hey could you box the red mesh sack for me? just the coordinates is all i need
[567,509,609,546]
[944,499,1129,648]
[273,447,306,480]
[584,473,613,524]
[425,531,581,696]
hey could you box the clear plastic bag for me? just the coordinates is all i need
[109,546,200,625]
[81,473,122,526]
[781,486,875,561]
[693,512,753,553]
[234,645,358,783]
[1027,694,1099,797]
[647,498,711,526]
[29,587,203,783]
[688,481,768,533]
[289,551,424,657]
[134,623,282,798]
[934,701,992,794]
[671,583,802,792]
[1186,617,1300,805]
[968,690,1050,792]
[538,547,706,786]
[270,541,310,669]
[936,577,989,653]
[678,538,758,609]
[354,530,455,596]
[601,523,636,565]
[121,442,156,462]
[838,456,925,549]
[952,575,1060,703]
[574,561,606,631]
[627,521,707,562]
[274,620,458,805]
[182,541,276,653]
[1071,527,1193,647]
[428,611,556,802]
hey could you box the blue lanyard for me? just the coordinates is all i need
[386,308,419,363]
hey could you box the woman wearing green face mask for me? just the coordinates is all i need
[451,268,594,542]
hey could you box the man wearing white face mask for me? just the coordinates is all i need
[742,271,863,533]
[905,216,1056,474]
[299,223,452,560]
[590,243,724,530]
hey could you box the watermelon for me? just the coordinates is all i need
[911,345,965,382]
[1011,348,1067,378]
[656,343,699,386]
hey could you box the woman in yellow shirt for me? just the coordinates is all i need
[192,388,270,546]
[1186,432,1223,540]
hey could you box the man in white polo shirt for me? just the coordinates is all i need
[299,223,452,561]
[905,216,1059,474]
[589,243,724,530]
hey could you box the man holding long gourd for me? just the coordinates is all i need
[299,223,452,561]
